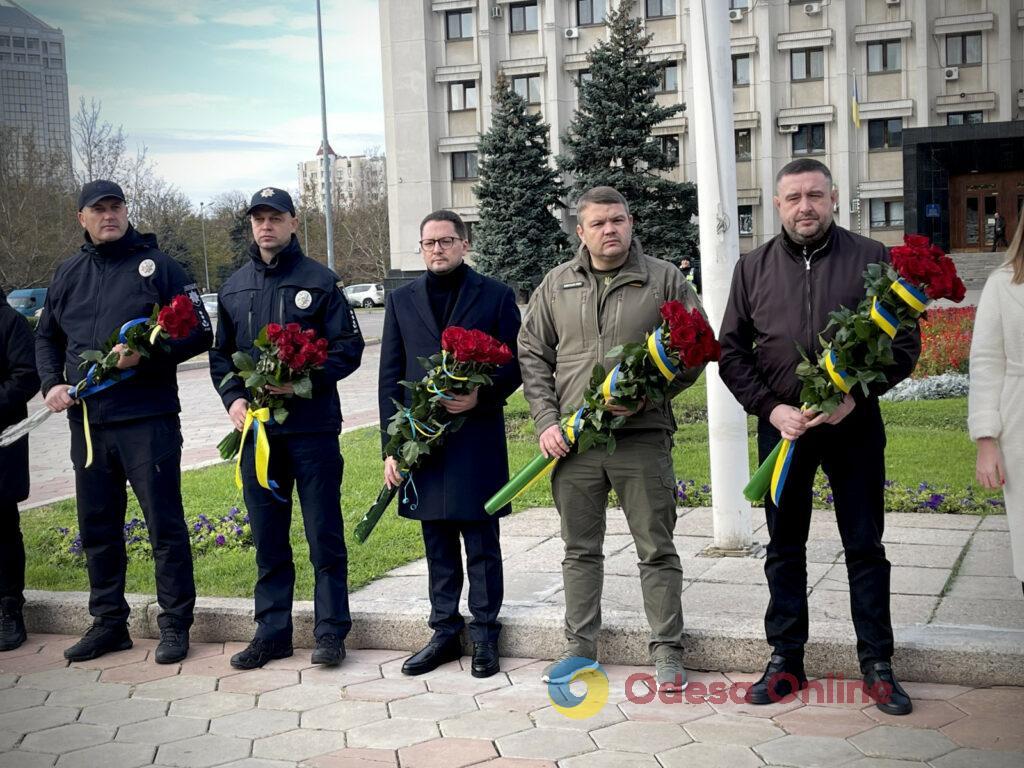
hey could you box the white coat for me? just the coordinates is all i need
[969,266,1024,582]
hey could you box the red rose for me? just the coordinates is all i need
[891,235,965,303]
[661,305,721,368]
[157,295,198,339]
[267,323,283,342]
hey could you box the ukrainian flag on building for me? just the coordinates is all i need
[851,78,861,128]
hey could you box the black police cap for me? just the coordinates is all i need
[246,187,295,216]
[78,180,126,211]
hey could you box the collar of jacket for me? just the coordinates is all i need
[249,234,303,274]
[571,237,648,282]
[82,225,156,260]
[779,222,835,262]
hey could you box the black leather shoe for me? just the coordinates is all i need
[744,654,808,704]
[64,624,133,662]
[0,597,27,652]
[230,637,293,670]
[401,636,462,676]
[863,661,913,715]
[154,625,190,664]
[471,641,500,678]
[311,634,345,666]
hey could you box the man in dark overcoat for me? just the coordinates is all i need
[378,209,521,678]
[0,286,41,652]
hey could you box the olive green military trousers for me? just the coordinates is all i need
[551,429,684,659]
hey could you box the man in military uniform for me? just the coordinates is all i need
[36,180,213,663]
[518,186,707,691]
[210,187,364,669]
[0,285,40,652]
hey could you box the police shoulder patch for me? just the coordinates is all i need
[184,282,212,331]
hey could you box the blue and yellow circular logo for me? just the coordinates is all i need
[546,656,609,720]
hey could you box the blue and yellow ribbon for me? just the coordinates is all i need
[869,297,899,339]
[890,278,928,314]
[600,365,621,401]
[769,438,795,507]
[824,349,852,394]
[512,408,585,501]
[71,317,152,468]
[235,407,286,502]
[646,328,679,382]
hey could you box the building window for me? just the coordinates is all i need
[446,10,473,40]
[946,111,984,126]
[27,54,39,65]
[867,117,902,150]
[510,2,539,33]
[13,37,24,48]
[870,199,904,229]
[867,40,901,73]
[26,38,38,50]
[732,54,750,86]
[946,32,982,66]
[576,70,593,88]
[646,0,676,18]
[511,74,542,104]
[659,135,679,167]
[729,0,749,9]
[0,36,9,47]
[449,81,478,111]
[738,205,753,235]
[792,124,825,156]
[791,48,824,81]
[655,62,678,93]
[49,42,60,54]
[452,151,478,180]
[576,0,604,26]
[464,221,474,243]
[735,129,751,161]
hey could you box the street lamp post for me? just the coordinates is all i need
[199,201,210,293]
[315,0,335,272]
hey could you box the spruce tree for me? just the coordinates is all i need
[558,0,698,264]
[472,72,570,292]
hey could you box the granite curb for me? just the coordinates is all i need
[22,590,1024,688]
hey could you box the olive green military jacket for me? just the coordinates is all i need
[518,238,705,437]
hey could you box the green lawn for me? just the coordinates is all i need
[22,378,994,599]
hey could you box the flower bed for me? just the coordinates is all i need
[914,306,975,378]
[52,506,253,565]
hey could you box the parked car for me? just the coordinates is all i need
[6,288,46,317]
[343,283,385,308]
[201,293,218,320]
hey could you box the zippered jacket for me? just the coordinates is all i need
[210,236,364,435]
[35,227,213,425]
[718,224,921,422]
[518,238,705,436]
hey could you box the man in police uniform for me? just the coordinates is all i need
[210,187,364,669]
[36,180,213,663]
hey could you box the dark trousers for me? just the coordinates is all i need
[71,415,195,630]
[757,401,893,669]
[0,500,25,604]
[421,518,503,644]
[241,432,350,642]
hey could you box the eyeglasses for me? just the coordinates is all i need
[419,237,460,251]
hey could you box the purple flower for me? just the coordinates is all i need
[922,493,945,510]
[215,535,226,547]
[234,526,243,535]
[193,523,202,532]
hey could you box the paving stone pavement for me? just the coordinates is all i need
[22,345,382,509]
[1,635,1022,767]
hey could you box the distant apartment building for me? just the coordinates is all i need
[378,0,1024,276]
[0,0,70,158]
[298,143,387,208]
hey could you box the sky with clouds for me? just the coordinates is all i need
[23,0,385,205]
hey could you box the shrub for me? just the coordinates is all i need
[915,307,974,378]
[882,373,969,402]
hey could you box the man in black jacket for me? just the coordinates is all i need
[210,187,364,669]
[36,180,213,663]
[0,286,41,652]
[719,159,920,716]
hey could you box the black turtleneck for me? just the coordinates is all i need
[424,261,468,329]
[250,234,303,273]
[87,225,145,259]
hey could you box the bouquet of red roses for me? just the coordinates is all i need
[0,295,199,464]
[485,300,719,513]
[353,326,513,543]
[217,322,328,462]
[745,234,965,506]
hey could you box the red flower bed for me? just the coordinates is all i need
[914,306,975,377]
